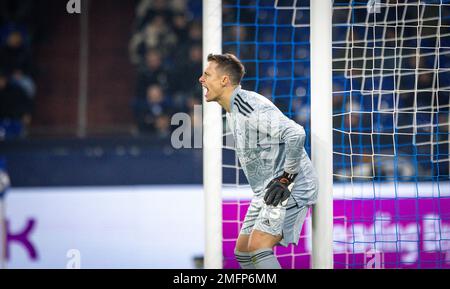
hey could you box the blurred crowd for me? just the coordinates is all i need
[0,0,39,140]
[129,0,203,138]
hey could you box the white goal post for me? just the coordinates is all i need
[203,0,223,269]
[310,0,334,269]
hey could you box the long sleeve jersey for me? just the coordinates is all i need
[226,86,318,204]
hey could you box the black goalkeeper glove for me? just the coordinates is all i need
[264,172,298,206]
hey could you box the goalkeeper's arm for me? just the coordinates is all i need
[252,104,307,175]
[250,104,307,206]
[264,171,298,206]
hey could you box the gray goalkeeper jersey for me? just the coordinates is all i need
[226,86,318,206]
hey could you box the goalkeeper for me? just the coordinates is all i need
[199,53,318,269]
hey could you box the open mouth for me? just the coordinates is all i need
[203,85,209,97]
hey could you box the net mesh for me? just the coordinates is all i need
[221,0,450,268]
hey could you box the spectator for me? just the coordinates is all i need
[130,0,203,138]
[169,44,202,109]
[0,28,32,75]
[171,19,202,63]
[133,84,171,134]
[335,155,373,181]
[0,0,34,26]
[170,0,189,13]
[377,153,417,182]
[172,12,189,46]
[292,96,309,127]
[134,0,173,31]
[154,114,171,139]
[10,68,35,98]
[135,49,168,98]
[0,71,33,125]
[129,15,177,64]
[187,20,202,44]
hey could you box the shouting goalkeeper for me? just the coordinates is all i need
[199,53,318,269]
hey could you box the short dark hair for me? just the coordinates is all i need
[207,53,245,85]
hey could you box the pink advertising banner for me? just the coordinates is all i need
[222,182,450,269]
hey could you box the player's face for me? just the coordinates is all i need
[199,61,224,102]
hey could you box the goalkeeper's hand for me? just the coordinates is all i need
[264,172,298,206]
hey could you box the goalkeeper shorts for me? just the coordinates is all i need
[239,196,310,247]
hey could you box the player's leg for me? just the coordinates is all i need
[247,195,308,269]
[234,234,254,269]
[247,229,282,269]
[248,229,282,250]
[234,198,261,269]
[247,197,290,269]
[236,233,250,252]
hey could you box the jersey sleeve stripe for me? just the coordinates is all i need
[234,102,249,117]
[236,94,255,112]
[235,97,252,114]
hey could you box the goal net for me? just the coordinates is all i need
[219,0,450,269]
